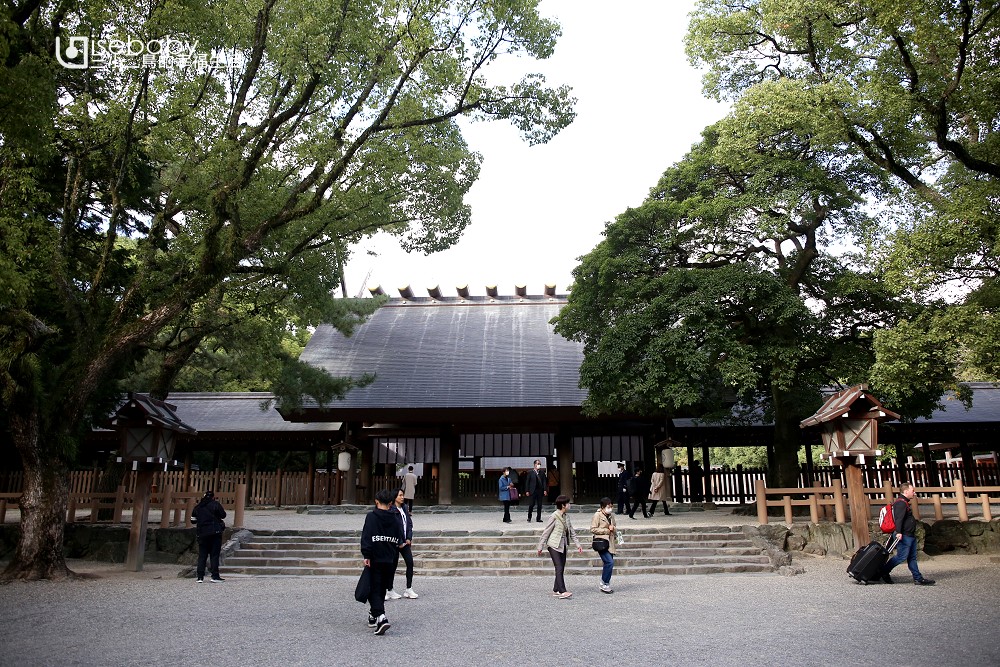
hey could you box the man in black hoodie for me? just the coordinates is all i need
[361,488,405,635]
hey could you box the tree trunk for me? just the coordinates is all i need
[1,409,76,581]
[767,387,803,489]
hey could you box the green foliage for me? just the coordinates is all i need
[554,116,912,486]
[687,0,1000,411]
[0,0,575,576]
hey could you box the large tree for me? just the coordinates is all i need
[553,117,909,488]
[0,0,574,580]
[686,0,1000,412]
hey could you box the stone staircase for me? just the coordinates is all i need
[222,525,776,577]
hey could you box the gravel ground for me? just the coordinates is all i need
[2,508,998,667]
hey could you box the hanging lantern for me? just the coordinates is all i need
[338,450,353,472]
[661,447,675,469]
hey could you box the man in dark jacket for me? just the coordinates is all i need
[525,459,546,522]
[616,463,632,515]
[192,490,227,583]
[628,466,650,519]
[361,488,405,635]
[879,482,935,585]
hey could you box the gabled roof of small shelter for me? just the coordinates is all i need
[162,393,342,434]
[295,293,586,414]
[800,384,900,428]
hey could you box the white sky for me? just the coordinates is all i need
[343,0,729,298]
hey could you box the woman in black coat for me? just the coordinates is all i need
[192,490,227,583]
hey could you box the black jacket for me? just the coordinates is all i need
[891,496,917,536]
[526,469,546,496]
[361,507,404,564]
[394,504,413,542]
[618,469,632,494]
[629,473,649,499]
[192,498,226,538]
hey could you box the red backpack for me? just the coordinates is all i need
[879,499,897,533]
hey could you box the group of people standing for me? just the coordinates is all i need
[616,462,672,518]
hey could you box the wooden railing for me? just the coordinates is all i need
[1,483,247,528]
[755,479,1000,525]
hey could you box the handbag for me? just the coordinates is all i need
[354,566,371,603]
[508,486,519,501]
[591,538,609,552]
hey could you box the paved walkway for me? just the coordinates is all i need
[2,508,999,667]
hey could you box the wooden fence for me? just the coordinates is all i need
[1,483,247,528]
[755,479,1000,526]
[1,460,995,516]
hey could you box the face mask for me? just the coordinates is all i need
[604,507,613,515]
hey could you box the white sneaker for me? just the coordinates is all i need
[402,588,418,599]
[385,589,402,600]
[600,583,614,594]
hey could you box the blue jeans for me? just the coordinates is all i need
[599,550,614,585]
[882,534,923,581]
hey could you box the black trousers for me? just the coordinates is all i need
[629,496,648,518]
[197,533,222,579]
[547,547,567,593]
[502,500,511,521]
[527,491,544,520]
[368,560,397,618]
[389,544,414,590]
[616,489,630,514]
[648,500,670,515]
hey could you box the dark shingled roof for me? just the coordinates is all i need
[162,393,341,434]
[299,295,586,410]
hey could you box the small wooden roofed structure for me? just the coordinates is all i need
[800,384,900,460]
[86,393,349,479]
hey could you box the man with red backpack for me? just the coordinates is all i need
[878,482,936,586]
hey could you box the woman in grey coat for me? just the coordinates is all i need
[536,494,583,598]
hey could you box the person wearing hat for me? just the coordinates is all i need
[192,490,227,583]
[616,463,632,515]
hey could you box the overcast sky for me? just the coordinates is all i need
[342,0,729,299]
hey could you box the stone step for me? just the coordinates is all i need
[221,563,776,577]
[221,526,776,578]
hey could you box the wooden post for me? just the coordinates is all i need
[126,469,155,572]
[955,479,968,521]
[755,479,768,524]
[113,486,125,523]
[981,494,992,522]
[832,479,846,524]
[844,463,871,549]
[159,485,174,528]
[233,483,247,528]
[809,491,819,524]
[276,468,283,508]
[783,496,793,524]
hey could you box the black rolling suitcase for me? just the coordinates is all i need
[847,535,899,585]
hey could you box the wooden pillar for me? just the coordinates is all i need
[307,447,316,505]
[701,445,712,503]
[921,442,939,487]
[959,441,978,486]
[183,450,193,491]
[804,442,814,484]
[125,469,155,572]
[685,445,695,503]
[843,462,871,550]
[438,428,459,505]
[358,427,373,503]
[556,430,573,499]
[244,448,257,505]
